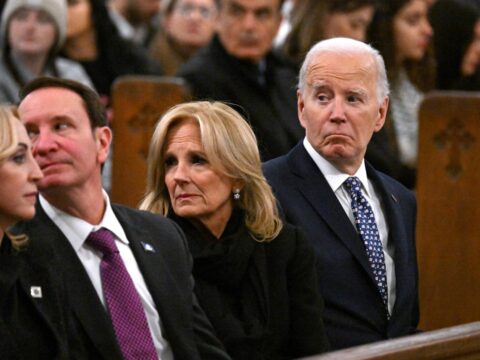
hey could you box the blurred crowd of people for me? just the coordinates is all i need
[0,0,478,189]
[1,0,479,358]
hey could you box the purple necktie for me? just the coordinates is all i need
[86,228,158,360]
[344,177,389,316]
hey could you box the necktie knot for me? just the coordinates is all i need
[86,228,118,256]
[344,176,363,198]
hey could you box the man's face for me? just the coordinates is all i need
[298,51,388,174]
[217,0,281,63]
[18,87,111,195]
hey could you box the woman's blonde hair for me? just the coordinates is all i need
[0,105,19,163]
[0,105,30,250]
[140,101,283,242]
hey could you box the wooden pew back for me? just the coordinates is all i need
[110,76,190,207]
[300,321,480,359]
[416,92,480,330]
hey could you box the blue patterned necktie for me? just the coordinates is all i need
[344,177,389,313]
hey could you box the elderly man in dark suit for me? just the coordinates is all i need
[15,77,230,360]
[263,37,419,350]
[178,0,304,161]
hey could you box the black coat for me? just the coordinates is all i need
[14,203,230,360]
[172,211,329,359]
[178,36,304,161]
[0,235,73,359]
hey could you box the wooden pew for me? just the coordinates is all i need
[416,92,480,331]
[299,321,480,359]
[110,76,190,207]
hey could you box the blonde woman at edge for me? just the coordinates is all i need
[140,101,329,359]
[0,106,76,358]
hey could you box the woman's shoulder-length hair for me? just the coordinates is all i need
[140,101,283,242]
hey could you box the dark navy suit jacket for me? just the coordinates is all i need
[263,142,419,350]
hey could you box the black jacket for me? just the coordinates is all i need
[0,235,74,359]
[14,203,230,360]
[178,36,304,161]
[172,211,329,359]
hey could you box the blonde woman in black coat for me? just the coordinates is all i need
[0,106,76,359]
[141,101,329,359]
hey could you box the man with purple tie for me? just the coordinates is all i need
[15,77,230,360]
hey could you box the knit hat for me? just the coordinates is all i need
[1,0,67,52]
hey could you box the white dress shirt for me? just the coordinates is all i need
[39,192,173,359]
[303,138,397,313]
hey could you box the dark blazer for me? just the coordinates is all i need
[177,35,304,161]
[15,203,230,360]
[173,213,329,359]
[263,143,419,350]
[0,236,72,359]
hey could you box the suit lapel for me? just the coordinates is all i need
[287,145,374,279]
[27,205,122,359]
[112,206,185,335]
[367,169,413,318]
[17,255,64,353]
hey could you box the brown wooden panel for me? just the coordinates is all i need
[300,321,480,359]
[416,92,480,330]
[110,75,190,207]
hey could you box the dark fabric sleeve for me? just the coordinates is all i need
[287,227,330,356]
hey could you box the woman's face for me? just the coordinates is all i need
[323,5,375,42]
[164,0,217,49]
[163,119,237,236]
[393,0,433,63]
[0,121,43,231]
[461,20,480,77]
[66,0,93,39]
[8,7,56,56]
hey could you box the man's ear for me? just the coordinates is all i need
[297,89,307,129]
[374,96,389,132]
[95,126,112,164]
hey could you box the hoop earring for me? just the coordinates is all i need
[233,189,241,200]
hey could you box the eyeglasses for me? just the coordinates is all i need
[175,3,216,19]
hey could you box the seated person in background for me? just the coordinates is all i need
[0,0,93,104]
[282,0,376,68]
[140,101,329,359]
[15,77,230,360]
[366,0,435,189]
[0,105,76,358]
[178,0,304,161]
[149,0,218,76]
[264,37,419,350]
[108,0,161,47]
[430,0,480,90]
[62,0,162,103]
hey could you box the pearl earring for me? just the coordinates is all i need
[233,189,241,200]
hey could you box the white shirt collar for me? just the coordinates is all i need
[39,190,128,251]
[303,137,372,196]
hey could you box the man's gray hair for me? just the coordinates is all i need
[297,37,390,105]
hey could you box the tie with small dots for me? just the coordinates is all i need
[344,177,389,314]
[86,228,157,360]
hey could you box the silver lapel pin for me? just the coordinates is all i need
[30,286,43,298]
